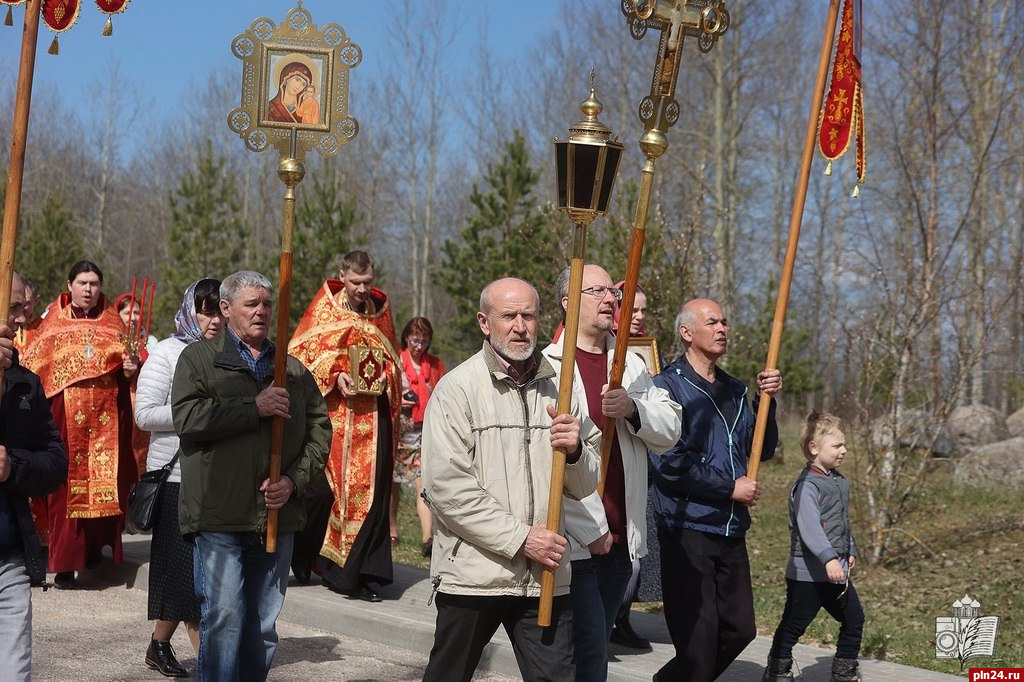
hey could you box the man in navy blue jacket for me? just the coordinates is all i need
[651,298,782,682]
[0,272,68,679]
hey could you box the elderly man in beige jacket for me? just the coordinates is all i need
[421,277,600,682]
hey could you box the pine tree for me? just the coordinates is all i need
[290,165,360,328]
[158,144,246,337]
[434,130,567,357]
[14,190,84,304]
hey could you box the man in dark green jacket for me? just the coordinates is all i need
[172,270,331,682]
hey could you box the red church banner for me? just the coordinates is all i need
[818,0,865,188]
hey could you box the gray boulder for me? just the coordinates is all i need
[954,437,1024,490]
[1007,407,1024,438]
[948,404,1009,450]
[870,409,955,458]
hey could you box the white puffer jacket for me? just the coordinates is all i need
[134,337,187,482]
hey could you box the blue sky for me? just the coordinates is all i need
[0,0,561,138]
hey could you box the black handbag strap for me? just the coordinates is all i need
[161,452,180,472]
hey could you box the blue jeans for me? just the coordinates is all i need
[569,544,633,682]
[193,531,293,682]
[0,551,31,682]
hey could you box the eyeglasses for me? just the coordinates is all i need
[407,337,429,346]
[581,286,623,302]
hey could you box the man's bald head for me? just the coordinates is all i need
[479,278,539,316]
[676,298,728,361]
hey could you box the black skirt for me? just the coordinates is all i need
[147,482,201,622]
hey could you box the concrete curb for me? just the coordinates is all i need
[115,535,961,681]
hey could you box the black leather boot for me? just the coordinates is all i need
[831,657,860,682]
[609,612,651,649]
[762,656,794,681]
[145,638,188,678]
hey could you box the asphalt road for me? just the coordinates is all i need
[30,570,516,682]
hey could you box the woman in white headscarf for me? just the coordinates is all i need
[134,278,223,678]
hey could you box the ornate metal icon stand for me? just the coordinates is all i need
[228,2,361,551]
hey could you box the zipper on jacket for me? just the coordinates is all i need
[427,575,441,606]
[517,384,536,523]
[683,377,747,536]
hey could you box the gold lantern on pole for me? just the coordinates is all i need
[539,75,623,627]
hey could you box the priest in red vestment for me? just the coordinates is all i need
[288,250,400,602]
[21,260,140,588]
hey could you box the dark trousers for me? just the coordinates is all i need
[423,592,574,682]
[769,578,864,660]
[657,527,756,682]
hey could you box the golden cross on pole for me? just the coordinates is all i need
[596,1,729,495]
[624,0,730,135]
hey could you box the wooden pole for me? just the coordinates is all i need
[0,0,41,389]
[598,131,665,494]
[266,153,304,553]
[748,0,842,481]
[538,222,587,627]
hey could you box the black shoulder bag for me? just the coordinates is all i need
[125,452,180,534]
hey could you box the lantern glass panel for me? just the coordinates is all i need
[597,146,622,213]
[555,142,569,208]
[572,144,600,210]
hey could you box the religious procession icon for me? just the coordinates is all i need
[226,2,360,554]
[228,1,361,163]
[934,593,999,667]
[349,345,387,396]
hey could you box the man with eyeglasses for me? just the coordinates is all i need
[288,250,401,602]
[541,264,681,682]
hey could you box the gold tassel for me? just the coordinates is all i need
[102,16,112,36]
[851,184,860,198]
[824,160,833,176]
[48,35,59,55]
[4,6,12,26]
